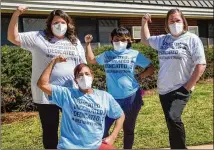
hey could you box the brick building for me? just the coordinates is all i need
[1,0,213,47]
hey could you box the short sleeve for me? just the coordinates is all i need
[191,36,206,65]
[106,93,123,119]
[77,39,87,64]
[148,35,166,50]
[135,52,151,68]
[96,52,106,65]
[50,85,70,108]
[18,31,38,52]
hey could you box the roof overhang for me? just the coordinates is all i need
[1,0,213,19]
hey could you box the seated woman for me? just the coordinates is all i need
[37,55,125,149]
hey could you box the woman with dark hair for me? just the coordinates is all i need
[85,27,155,149]
[141,9,206,149]
[37,55,125,149]
[7,6,86,149]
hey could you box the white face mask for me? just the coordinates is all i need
[169,23,183,36]
[52,23,67,37]
[113,41,128,52]
[76,75,93,90]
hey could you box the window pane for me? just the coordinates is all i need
[23,18,46,32]
[1,17,21,45]
[208,22,213,38]
[75,18,97,43]
[99,20,118,44]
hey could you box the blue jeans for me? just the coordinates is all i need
[103,89,143,149]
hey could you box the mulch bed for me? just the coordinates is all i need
[1,112,38,125]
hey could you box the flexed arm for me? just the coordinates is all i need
[141,13,152,46]
[103,113,125,145]
[138,64,155,80]
[184,64,206,91]
[8,6,28,45]
[37,56,67,95]
[84,34,98,64]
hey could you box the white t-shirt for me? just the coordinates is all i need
[148,32,206,95]
[19,31,86,104]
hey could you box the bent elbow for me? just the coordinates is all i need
[120,113,125,121]
[37,80,43,89]
[87,58,97,65]
[7,35,12,43]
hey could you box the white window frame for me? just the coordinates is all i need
[188,26,199,36]
[132,26,141,39]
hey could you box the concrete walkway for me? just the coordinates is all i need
[163,144,213,149]
[187,144,213,149]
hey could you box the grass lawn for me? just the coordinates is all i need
[1,83,213,149]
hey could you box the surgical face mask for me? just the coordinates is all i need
[113,41,128,52]
[169,23,183,36]
[52,23,67,37]
[76,75,93,90]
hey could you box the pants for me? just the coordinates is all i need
[36,103,61,149]
[159,86,191,149]
[103,89,143,149]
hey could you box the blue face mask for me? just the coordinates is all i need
[113,41,128,52]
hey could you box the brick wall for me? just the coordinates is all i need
[120,17,198,35]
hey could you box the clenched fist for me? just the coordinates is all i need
[14,6,28,16]
[53,55,67,64]
[142,13,152,23]
[84,34,93,43]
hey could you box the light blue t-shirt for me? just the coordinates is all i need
[96,49,151,99]
[148,32,206,94]
[50,85,123,149]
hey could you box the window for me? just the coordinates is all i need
[132,26,141,39]
[198,20,208,38]
[75,18,98,43]
[22,18,46,32]
[188,26,199,36]
[1,16,21,45]
[98,20,118,44]
[208,22,213,38]
[76,18,118,44]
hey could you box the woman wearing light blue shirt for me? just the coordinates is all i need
[141,9,206,149]
[85,27,155,149]
[37,56,125,149]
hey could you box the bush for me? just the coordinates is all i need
[1,46,36,113]
[1,44,213,112]
[201,46,214,80]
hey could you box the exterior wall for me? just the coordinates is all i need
[120,17,198,35]
[120,17,165,35]
[0,13,209,47]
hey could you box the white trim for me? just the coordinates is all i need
[188,26,199,36]
[1,1,213,18]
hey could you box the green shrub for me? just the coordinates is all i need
[201,47,214,80]
[1,44,213,112]
[1,46,35,113]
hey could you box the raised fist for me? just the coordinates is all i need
[84,34,93,43]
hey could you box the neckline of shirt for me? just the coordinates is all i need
[168,31,189,40]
